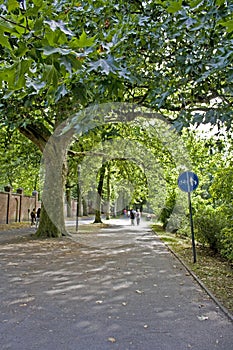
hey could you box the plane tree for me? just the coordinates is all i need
[0,0,232,236]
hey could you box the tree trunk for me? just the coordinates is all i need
[113,202,117,218]
[106,164,111,220]
[82,197,88,216]
[36,133,70,237]
[93,163,106,223]
[36,203,63,238]
[19,123,69,238]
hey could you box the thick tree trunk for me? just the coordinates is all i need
[20,123,69,238]
[36,203,64,238]
[36,133,70,237]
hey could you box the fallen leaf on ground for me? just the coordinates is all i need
[135,290,144,294]
[108,337,116,343]
[197,315,208,321]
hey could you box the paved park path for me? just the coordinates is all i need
[0,217,232,350]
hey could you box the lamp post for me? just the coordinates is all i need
[4,185,12,224]
[17,188,23,222]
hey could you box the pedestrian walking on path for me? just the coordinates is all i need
[30,208,36,226]
[130,208,136,225]
[136,209,141,225]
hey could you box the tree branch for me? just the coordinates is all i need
[0,15,41,39]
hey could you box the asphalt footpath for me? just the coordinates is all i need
[0,217,232,350]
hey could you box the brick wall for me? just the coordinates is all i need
[0,189,40,224]
[0,189,106,224]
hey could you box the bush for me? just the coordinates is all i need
[194,206,226,252]
[219,227,233,262]
[159,206,173,229]
[166,213,190,235]
[158,191,176,229]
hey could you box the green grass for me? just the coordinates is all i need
[0,222,31,230]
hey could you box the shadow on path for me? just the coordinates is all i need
[0,218,232,350]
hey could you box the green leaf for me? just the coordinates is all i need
[33,18,44,32]
[0,31,11,49]
[0,19,14,33]
[42,64,59,86]
[61,55,83,72]
[15,43,29,57]
[219,20,233,33]
[215,0,225,5]
[7,0,19,11]
[32,0,43,6]
[55,84,68,102]
[88,57,118,75]
[166,0,182,13]
[3,67,18,90]
[189,0,203,8]
[88,59,111,74]
[14,59,32,89]
[73,31,96,48]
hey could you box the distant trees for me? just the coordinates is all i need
[0,127,41,193]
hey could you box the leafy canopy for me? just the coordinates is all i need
[0,0,232,129]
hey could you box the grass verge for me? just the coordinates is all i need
[152,224,233,314]
[0,222,31,230]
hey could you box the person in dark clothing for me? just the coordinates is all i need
[30,208,36,226]
[130,209,135,226]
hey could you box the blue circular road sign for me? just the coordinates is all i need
[178,171,199,193]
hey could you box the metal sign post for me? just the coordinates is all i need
[178,171,199,263]
[188,191,196,263]
[76,165,81,232]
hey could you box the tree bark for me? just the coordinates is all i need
[36,203,64,237]
[82,197,88,216]
[93,162,106,223]
[19,124,68,237]
[106,164,111,220]
[37,133,69,237]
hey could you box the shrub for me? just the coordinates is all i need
[166,213,190,235]
[194,206,226,252]
[219,227,233,262]
[158,191,176,229]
